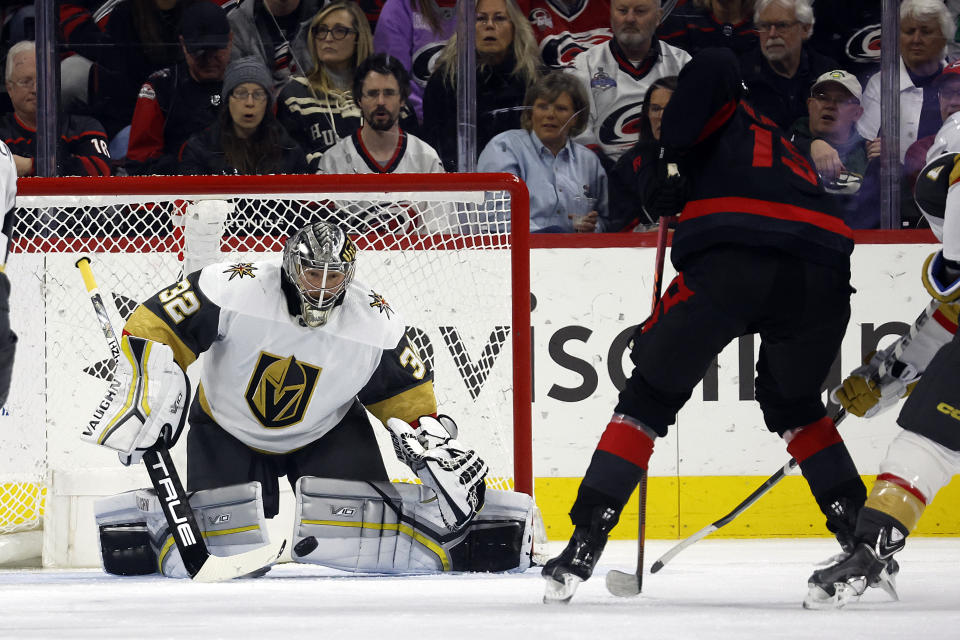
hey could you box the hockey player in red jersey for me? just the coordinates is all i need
[803,148,960,609]
[543,47,867,603]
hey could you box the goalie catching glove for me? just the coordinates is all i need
[82,335,190,465]
[385,415,488,532]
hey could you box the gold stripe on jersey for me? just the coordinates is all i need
[300,519,451,571]
[124,305,199,369]
[936,300,960,327]
[365,381,438,426]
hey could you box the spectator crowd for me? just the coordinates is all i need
[3,0,960,230]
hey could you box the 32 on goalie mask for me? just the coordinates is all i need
[281,222,357,327]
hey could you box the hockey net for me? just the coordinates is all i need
[0,174,531,566]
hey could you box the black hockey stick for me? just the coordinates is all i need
[650,408,849,573]
[606,204,677,598]
[76,257,285,581]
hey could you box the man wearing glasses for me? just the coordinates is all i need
[1,40,111,177]
[739,0,836,130]
[318,54,442,175]
[790,69,880,229]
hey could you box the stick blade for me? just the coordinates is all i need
[605,569,641,597]
[192,539,287,583]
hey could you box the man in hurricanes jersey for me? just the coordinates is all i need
[84,221,534,578]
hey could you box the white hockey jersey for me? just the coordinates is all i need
[318,129,444,174]
[123,260,429,454]
[566,38,691,162]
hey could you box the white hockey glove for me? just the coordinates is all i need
[830,347,919,419]
[82,335,190,466]
[385,415,488,532]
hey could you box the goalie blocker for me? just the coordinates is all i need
[95,478,534,577]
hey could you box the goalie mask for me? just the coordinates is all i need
[281,222,357,327]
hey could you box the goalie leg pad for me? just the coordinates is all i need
[293,476,450,573]
[448,488,535,573]
[292,478,534,573]
[94,490,157,576]
[95,482,269,578]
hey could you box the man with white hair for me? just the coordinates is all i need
[566,0,690,168]
[739,0,836,130]
[0,40,111,176]
[857,0,952,163]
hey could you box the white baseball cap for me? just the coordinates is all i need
[810,70,862,103]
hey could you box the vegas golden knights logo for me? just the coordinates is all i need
[245,352,321,428]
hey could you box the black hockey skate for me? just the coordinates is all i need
[542,506,617,604]
[803,526,903,609]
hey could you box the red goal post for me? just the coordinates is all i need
[0,173,532,560]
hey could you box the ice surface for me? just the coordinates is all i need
[1,538,958,639]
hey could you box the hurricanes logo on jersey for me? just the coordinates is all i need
[245,352,321,428]
[223,263,258,280]
[369,290,394,318]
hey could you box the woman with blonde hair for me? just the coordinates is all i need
[422,0,542,172]
[277,1,418,170]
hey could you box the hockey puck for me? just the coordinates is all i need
[293,535,318,558]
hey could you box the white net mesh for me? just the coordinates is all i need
[0,175,528,541]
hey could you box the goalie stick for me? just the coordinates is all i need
[649,409,849,574]
[75,257,286,582]
[606,201,677,598]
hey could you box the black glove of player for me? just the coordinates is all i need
[645,173,688,220]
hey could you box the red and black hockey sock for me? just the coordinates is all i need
[786,415,866,541]
[569,416,655,526]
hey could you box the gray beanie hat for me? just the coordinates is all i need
[222,56,273,106]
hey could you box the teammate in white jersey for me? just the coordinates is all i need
[318,53,444,175]
[0,140,17,408]
[85,221,535,578]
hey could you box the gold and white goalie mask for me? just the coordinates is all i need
[281,221,357,327]
[82,335,190,465]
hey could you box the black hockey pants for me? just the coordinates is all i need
[615,246,853,436]
[186,398,389,518]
